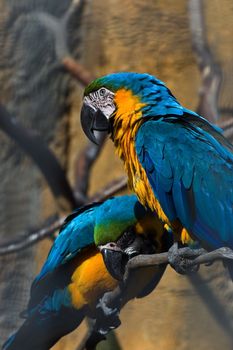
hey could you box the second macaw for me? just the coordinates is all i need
[3,195,170,350]
[80,72,233,275]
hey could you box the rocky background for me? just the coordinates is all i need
[0,1,232,349]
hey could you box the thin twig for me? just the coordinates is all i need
[188,0,221,122]
[33,0,86,61]
[62,57,94,86]
[0,104,77,211]
[0,176,127,255]
[74,133,106,200]
[89,176,128,202]
[189,247,233,265]
[218,118,233,131]
[0,217,64,256]
[0,1,95,209]
[32,0,94,87]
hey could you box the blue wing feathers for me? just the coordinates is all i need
[28,205,98,313]
[36,207,96,282]
[172,180,194,229]
[136,114,233,249]
[3,289,83,350]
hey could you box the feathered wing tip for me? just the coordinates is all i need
[2,307,84,350]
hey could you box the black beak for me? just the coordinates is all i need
[99,243,128,281]
[80,104,110,145]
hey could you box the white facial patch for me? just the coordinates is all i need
[84,88,116,119]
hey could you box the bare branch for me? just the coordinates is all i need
[31,0,94,87]
[189,247,233,265]
[124,246,233,283]
[0,217,64,256]
[62,57,94,86]
[74,133,106,200]
[0,1,94,211]
[55,24,105,204]
[75,246,233,349]
[99,246,233,316]
[30,1,104,207]
[89,176,128,203]
[0,175,127,255]
[0,104,77,211]
[218,117,233,131]
[188,0,221,123]
[33,0,86,60]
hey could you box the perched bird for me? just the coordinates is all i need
[3,195,170,350]
[81,72,233,272]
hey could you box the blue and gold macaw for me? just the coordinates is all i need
[3,195,170,350]
[81,72,233,275]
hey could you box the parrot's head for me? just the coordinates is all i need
[94,194,163,247]
[81,72,182,144]
[94,195,166,280]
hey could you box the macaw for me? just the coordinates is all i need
[3,195,170,350]
[80,72,233,276]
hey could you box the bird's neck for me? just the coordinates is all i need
[112,88,146,135]
[111,89,175,228]
[111,89,144,187]
[111,90,155,214]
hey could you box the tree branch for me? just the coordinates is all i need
[0,176,127,255]
[33,0,86,60]
[32,0,95,87]
[89,176,127,203]
[0,217,64,256]
[76,245,233,349]
[62,57,95,86]
[29,0,108,209]
[188,0,221,123]
[0,104,77,211]
[74,133,107,201]
[36,0,104,200]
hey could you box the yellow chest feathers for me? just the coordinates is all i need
[112,89,170,225]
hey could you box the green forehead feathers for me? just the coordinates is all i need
[84,78,115,96]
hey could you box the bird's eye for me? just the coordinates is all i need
[99,88,107,96]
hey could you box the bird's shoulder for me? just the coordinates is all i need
[136,112,233,166]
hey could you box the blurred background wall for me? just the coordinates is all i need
[0,1,232,349]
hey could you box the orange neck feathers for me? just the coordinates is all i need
[112,90,166,219]
[112,89,144,187]
[112,89,181,232]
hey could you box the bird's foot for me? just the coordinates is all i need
[168,242,200,275]
[95,291,121,335]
